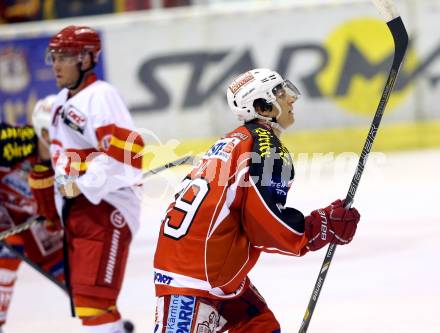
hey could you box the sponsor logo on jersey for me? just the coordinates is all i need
[229,132,249,141]
[254,128,273,158]
[196,310,221,333]
[1,141,35,163]
[166,295,195,333]
[270,179,288,197]
[254,127,292,165]
[204,138,239,162]
[110,210,126,228]
[279,143,292,165]
[0,127,35,141]
[154,271,174,285]
[62,106,87,134]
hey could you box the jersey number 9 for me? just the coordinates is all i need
[163,178,210,240]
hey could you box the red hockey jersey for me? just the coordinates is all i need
[154,121,308,299]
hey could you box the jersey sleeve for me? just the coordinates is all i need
[0,123,38,168]
[74,85,145,204]
[241,124,307,256]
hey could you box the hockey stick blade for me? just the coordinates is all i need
[298,4,408,333]
[372,0,400,22]
[142,155,195,180]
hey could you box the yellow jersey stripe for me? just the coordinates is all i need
[110,136,144,154]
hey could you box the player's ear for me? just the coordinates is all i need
[81,53,93,71]
[42,129,50,145]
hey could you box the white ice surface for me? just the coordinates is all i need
[5,149,440,332]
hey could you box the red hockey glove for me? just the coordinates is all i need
[28,164,62,231]
[305,199,360,251]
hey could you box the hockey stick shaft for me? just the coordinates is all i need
[142,155,195,180]
[0,214,67,291]
[0,240,67,292]
[28,155,193,297]
[1,239,137,331]
[58,155,196,315]
[298,2,408,332]
[0,156,195,311]
[0,216,44,241]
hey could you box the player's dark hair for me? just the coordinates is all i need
[253,98,273,113]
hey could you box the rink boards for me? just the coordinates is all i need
[1,0,439,155]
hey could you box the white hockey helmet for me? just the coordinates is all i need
[226,68,300,122]
[32,95,56,140]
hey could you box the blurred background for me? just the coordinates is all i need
[1,0,439,157]
[1,1,440,332]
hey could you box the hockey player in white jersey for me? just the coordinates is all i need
[35,25,145,333]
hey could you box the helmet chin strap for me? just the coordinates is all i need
[67,63,86,91]
[67,55,95,91]
[255,101,285,133]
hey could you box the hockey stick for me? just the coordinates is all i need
[19,155,193,293]
[0,240,67,292]
[0,156,196,316]
[57,155,195,316]
[0,213,67,291]
[298,1,408,332]
[0,241,136,332]
[2,155,193,241]
[142,155,195,180]
[0,216,45,241]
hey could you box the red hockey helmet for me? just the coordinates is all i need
[46,25,101,65]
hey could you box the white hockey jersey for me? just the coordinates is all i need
[49,74,144,233]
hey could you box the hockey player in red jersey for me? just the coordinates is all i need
[0,96,64,332]
[153,68,361,332]
[40,25,145,332]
